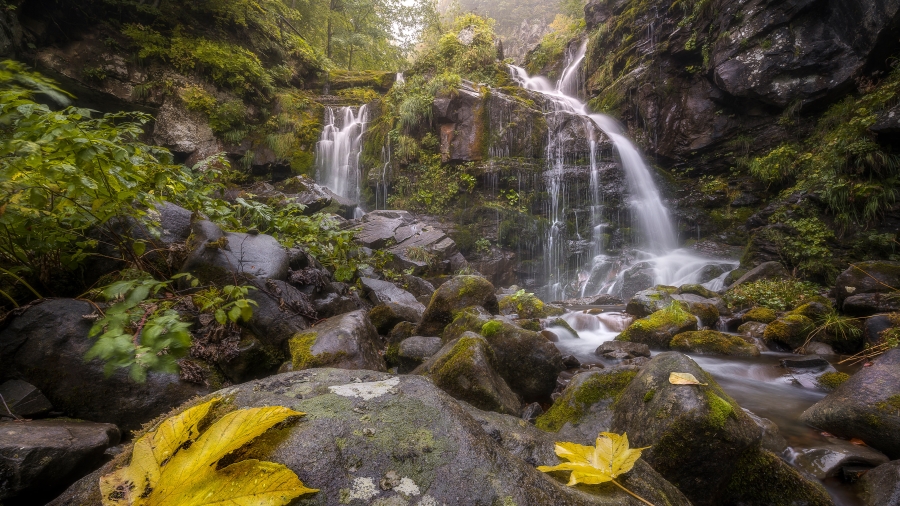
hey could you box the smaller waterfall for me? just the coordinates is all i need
[316,105,368,211]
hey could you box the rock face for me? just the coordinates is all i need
[288,310,386,372]
[860,460,900,506]
[414,333,521,415]
[395,336,443,373]
[418,275,499,337]
[835,261,900,308]
[354,211,465,276]
[0,299,208,431]
[0,420,120,503]
[152,97,220,161]
[611,352,832,506]
[50,369,692,506]
[801,348,900,459]
[180,220,290,284]
[670,330,761,357]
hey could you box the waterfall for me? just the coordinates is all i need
[316,105,368,213]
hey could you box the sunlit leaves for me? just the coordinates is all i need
[668,372,708,386]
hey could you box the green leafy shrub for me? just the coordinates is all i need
[724,279,822,311]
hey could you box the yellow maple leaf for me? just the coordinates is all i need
[538,432,654,506]
[669,372,708,386]
[99,398,317,506]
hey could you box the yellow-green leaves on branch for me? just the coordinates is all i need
[100,398,317,506]
[669,372,708,386]
[538,432,655,506]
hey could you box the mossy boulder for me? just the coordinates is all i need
[676,284,719,299]
[611,352,830,506]
[725,448,834,506]
[616,303,699,349]
[498,291,565,319]
[801,348,900,459]
[288,310,386,372]
[441,306,492,342]
[535,368,638,443]
[670,331,761,357]
[368,302,424,335]
[788,301,831,321]
[763,314,814,349]
[672,294,720,327]
[417,276,499,336]
[742,306,777,324]
[835,261,900,307]
[50,369,692,506]
[414,333,521,415]
[478,319,565,401]
[625,285,677,317]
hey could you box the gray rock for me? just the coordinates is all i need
[245,279,313,349]
[626,285,676,317]
[521,402,543,424]
[51,369,691,506]
[836,261,900,307]
[414,333,521,415]
[802,341,836,356]
[0,380,52,418]
[368,302,425,335]
[287,310,386,372]
[180,220,289,284]
[418,276,499,337]
[595,341,651,359]
[793,437,889,480]
[865,314,898,346]
[0,419,120,502]
[0,299,208,431]
[744,409,788,455]
[313,285,369,320]
[152,97,219,159]
[738,321,768,340]
[859,459,900,506]
[395,336,443,373]
[843,293,900,317]
[801,348,900,458]
[360,278,425,310]
[671,293,721,327]
[781,356,837,390]
[731,261,788,287]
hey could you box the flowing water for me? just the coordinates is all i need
[316,105,369,215]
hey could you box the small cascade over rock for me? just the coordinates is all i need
[316,105,369,217]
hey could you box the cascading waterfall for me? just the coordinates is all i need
[510,42,735,299]
[316,105,369,216]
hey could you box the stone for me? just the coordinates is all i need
[671,293,720,327]
[865,314,898,345]
[616,304,699,349]
[730,261,789,287]
[398,274,436,300]
[288,310,386,372]
[611,352,832,506]
[521,402,543,424]
[676,284,719,299]
[395,336,443,373]
[781,356,838,390]
[368,303,425,335]
[244,279,313,349]
[498,291,564,319]
[414,333,521,415]
[737,321,768,340]
[0,380,52,418]
[742,306,777,324]
[360,277,424,310]
[0,419,120,503]
[0,299,208,431]
[670,330,761,357]
[801,349,900,459]
[859,460,900,506]
[744,410,788,455]
[763,314,814,349]
[474,319,565,401]
[619,265,656,302]
[625,285,676,317]
[417,276,499,337]
[843,293,900,317]
[793,437,889,480]
[835,261,900,307]
[789,301,832,320]
[561,355,581,369]
[180,220,290,284]
[802,341,836,356]
[595,341,651,359]
[151,97,219,159]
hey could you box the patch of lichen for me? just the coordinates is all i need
[670,330,759,356]
[742,307,777,324]
[762,315,814,349]
[535,370,637,432]
[643,389,655,403]
[725,449,833,506]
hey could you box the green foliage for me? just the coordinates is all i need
[192,283,258,326]
[475,238,491,254]
[525,15,585,77]
[761,211,836,279]
[388,154,472,214]
[724,279,822,311]
[336,87,380,104]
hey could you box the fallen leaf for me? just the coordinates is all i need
[669,372,708,386]
[821,431,834,438]
[850,438,867,446]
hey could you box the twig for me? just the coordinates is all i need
[611,479,655,506]
[133,304,158,347]
[0,393,22,421]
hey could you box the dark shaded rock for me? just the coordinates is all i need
[801,349,900,458]
[745,410,788,455]
[522,402,543,424]
[216,334,285,384]
[415,333,521,415]
[418,276,499,337]
[865,314,897,345]
[843,293,900,317]
[670,330,761,357]
[468,249,517,288]
[562,355,581,369]
[671,293,720,328]
[0,419,119,503]
[288,310,385,372]
[476,319,565,401]
[398,274,436,300]
[836,261,900,306]
[396,336,443,373]
[0,299,208,431]
[731,261,788,287]
[802,341,836,356]
[245,279,313,349]
[738,321,768,340]
[360,277,424,309]
[619,265,656,302]
[595,341,651,359]
[0,380,52,418]
[368,302,425,335]
[859,459,900,506]
[180,220,289,284]
[781,356,838,390]
[793,437,889,480]
[763,314,815,349]
[312,284,369,320]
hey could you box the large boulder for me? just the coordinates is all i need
[288,310,386,372]
[612,352,832,506]
[244,279,313,349]
[670,330,761,357]
[395,335,443,373]
[49,369,692,506]
[763,314,814,349]
[835,261,900,308]
[180,220,290,284]
[859,459,900,506]
[414,333,521,415]
[474,319,565,401]
[498,291,565,319]
[800,348,900,459]
[0,419,120,503]
[616,304,699,348]
[625,286,676,317]
[355,211,464,276]
[418,276,499,337]
[671,293,720,327]
[0,299,208,431]
[842,293,900,317]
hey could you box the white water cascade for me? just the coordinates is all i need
[510,42,736,299]
[316,105,369,216]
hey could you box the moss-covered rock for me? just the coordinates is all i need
[498,291,564,319]
[670,331,761,357]
[788,301,832,320]
[725,448,833,506]
[625,285,678,317]
[816,371,850,390]
[677,284,719,299]
[616,303,699,349]
[672,294,720,327]
[535,368,638,442]
[763,314,815,349]
[478,319,565,401]
[441,306,492,342]
[417,276,499,337]
[742,306,777,324]
[387,321,417,344]
[288,310,386,372]
[414,333,521,415]
[368,302,423,335]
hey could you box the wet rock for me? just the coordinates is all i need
[616,305,699,349]
[619,265,656,302]
[742,306,777,324]
[561,355,581,369]
[595,341,651,359]
[835,261,900,307]
[368,302,425,335]
[625,285,677,317]
[671,293,720,327]
[0,299,208,431]
[395,336,443,373]
[398,274,436,300]
[418,275,499,337]
[535,368,639,444]
[738,321,768,340]
[801,348,900,459]
[843,293,900,317]
[360,278,424,309]
[859,459,900,506]
[288,310,385,372]
[180,220,289,284]
[521,402,543,424]
[468,249,517,287]
[676,284,719,299]
[0,380,52,418]
[864,314,898,345]
[611,352,832,506]
[0,419,120,503]
[152,97,220,160]
[793,437,889,480]
[479,319,565,401]
[498,291,564,319]
[802,341,836,356]
[415,333,521,415]
[763,314,814,350]
[781,356,837,390]
[312,287,368,320]
[730,261,789,287]
[745,409,788,454]
[670,330,761,357]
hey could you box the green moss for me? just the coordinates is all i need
[518,319,542,332]
[289,332,345,370]
[725,449,833,506]
[384,343,401,368]
[876,394,900,414]
[705,391,734,429]
[499,290,561,319]
[550,318,579,338]
[481,320,503,338]
[617,302,696,345]
[742,307,777,324]
[677,284,718,299]
[643,389,655,403]
[763,314,814,349]
[816,371,850,390]
[535,370,637,432]
[670,330,759,356]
